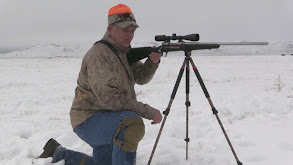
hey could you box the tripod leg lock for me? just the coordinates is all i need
[184,138,190,142]
[185,101,191,107]
[212,108,218,115]
[163,108,170,115]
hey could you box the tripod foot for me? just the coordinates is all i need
[237,160,243,165]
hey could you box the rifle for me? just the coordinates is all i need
[127,33,268,64]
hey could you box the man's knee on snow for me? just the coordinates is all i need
[114,116,145,152]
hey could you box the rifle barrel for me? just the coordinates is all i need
[194,42,268,45]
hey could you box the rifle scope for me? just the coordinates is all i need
[155,33,200,42]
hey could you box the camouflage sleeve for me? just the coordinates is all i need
[132,58,159,85]
[87,47,155,120]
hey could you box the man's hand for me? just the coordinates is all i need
[152,109,162,124]
[148,46,161,64]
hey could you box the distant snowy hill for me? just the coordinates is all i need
[0,42,93,59]
[0,40,292,59]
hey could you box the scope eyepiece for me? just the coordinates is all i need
[155,35,167,41]
[155,33,200,42]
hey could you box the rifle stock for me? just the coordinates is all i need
[128,47,159,64]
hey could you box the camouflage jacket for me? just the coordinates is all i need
[70,33,159,129]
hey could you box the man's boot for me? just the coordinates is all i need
[39,138,60,158]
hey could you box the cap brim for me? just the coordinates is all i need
[115,21,139,28]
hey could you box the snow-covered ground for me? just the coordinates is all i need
[0,42,293,165]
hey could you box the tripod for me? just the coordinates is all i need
[147,51,243,165]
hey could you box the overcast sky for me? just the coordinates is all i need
[1,0,292,53]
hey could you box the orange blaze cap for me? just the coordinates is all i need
[108,4,133,16]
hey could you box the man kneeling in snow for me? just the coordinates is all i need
[39,4,162,165]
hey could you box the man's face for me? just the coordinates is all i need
[108,25,137,48]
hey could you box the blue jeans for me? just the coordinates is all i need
[52,110,139,165]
